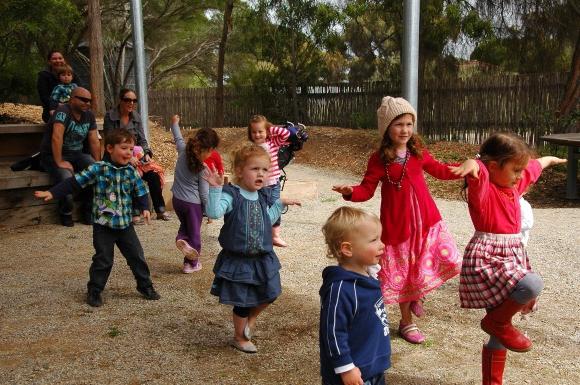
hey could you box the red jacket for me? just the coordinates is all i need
[345,150,461,245]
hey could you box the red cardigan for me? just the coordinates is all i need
[345,150,461,245]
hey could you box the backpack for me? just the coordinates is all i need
[277,122,308,170]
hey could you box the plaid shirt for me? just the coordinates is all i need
[50,83,78,107]
[74,161,149,229]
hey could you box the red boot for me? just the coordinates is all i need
[482,346,507,385]
[480,298,532,352]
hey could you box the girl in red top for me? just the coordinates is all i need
[450,133,565,385]
[333,96,476,344]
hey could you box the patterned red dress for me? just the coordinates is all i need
[345,149,462,304]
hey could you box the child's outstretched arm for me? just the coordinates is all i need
[449,158,480,178]
[332,152,384,202]
[537,156,566,169]
[170,114,186,153]
[202,164,232,219]
[267,197,301,224]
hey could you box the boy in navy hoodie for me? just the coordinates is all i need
[320,206,391,385]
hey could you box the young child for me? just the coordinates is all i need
[332,96,474,344]
[449,132,565,385]
[133,145,166,188]
[203,144,300,353]
[34,128,161,307]
[320,207,391,385]
[248,115,291,247]
[170,115,220,273]
[49,64,78,114]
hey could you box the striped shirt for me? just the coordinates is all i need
[262,125,290,186]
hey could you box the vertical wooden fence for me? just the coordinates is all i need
[149,72,570,146]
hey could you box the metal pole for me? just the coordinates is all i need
[402,0,420,113]
[130,0,149,141]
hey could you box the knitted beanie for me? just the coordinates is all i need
[377,96,417,139]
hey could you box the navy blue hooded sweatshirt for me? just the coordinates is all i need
[319,266,391,384]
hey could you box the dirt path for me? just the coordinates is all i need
[1,163,579,385]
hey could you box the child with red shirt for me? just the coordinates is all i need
[449,133,565,385]
[332,96,476,344]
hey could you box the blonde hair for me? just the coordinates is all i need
[322,206,381,260]
[231,143,271,184]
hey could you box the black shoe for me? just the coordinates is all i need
[60,215,74,227]
[87,290,103,307]
[81,211,93,225]
[138,286,160,300]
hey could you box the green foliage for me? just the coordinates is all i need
[0,0,82,101]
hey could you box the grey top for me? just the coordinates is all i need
[170,123,209,205]
[103,108,152,156]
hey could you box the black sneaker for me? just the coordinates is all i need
[138,286,161,300]
[87,290,103,307]
[82,211,93,226]
[60,214,74,227]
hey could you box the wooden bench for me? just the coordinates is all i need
[0,123,102,226]
[540,133,580,200]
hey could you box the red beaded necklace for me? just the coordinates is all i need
[385,151,410,190]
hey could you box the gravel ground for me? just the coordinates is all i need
[1,163,579,385]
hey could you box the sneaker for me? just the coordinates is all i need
[176,240,199,260]
[87,290,103,307]
[61,214,74,227]
[182,259,202,274]
[138,286,161,300]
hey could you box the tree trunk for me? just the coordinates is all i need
[557,33,580,132]
[88,0,106,117]
[215,0,234,128]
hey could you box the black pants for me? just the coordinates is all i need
[87,224,153,293]
[40,151,94,217]
[141,170,165,213]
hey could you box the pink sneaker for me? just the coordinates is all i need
[176,239,199,260]
[182,259,202,274]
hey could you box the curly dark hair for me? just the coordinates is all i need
[185,128,220,173]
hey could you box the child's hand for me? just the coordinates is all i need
[34,190,53,201]
[332,185,353,196]
[339,367,364,385]
[449,159,479,178]
[203,164,224,187]
[281,198,301,206]
[142,210,151,224]
[537,156,566,169]
[171,114,180,125]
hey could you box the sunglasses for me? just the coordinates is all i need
[122,97,138,103]
[74,96,92,103]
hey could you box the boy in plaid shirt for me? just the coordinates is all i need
[35,128,161,307]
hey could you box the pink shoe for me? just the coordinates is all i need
[398,322,426,344]
[410,299,425,318]
[183,261,195,274]
[176,239,199,260]
[190,259,202,272]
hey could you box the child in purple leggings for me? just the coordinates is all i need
[170,115,220,273]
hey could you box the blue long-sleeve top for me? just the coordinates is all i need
[206,185,284,223]
[319,266,391,384]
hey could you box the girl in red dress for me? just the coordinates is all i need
[333,96,476,344]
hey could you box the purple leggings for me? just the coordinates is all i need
[173,197,202,255]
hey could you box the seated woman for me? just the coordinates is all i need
[103,88,170,221]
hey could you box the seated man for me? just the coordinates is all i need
[40,87,101,226]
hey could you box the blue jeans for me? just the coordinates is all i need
[40,151,95,216]
[322,371,386,385]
